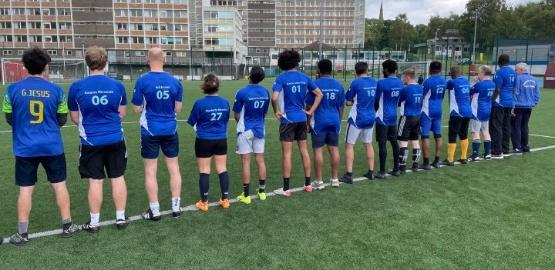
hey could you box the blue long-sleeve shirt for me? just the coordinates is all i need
[514,73,541,108]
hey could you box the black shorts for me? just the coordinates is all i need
[448,116,470,143]
[195,138,227,158]
[15,154,67,187]
[397,115,421,141]
[376,123,397,142]
[141,133,179,159]
[280,122,308,142]
[79,140,127,180]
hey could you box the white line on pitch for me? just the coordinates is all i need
[3,143,555,245]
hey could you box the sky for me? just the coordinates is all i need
[365,0,543,24]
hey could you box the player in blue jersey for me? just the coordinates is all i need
[308,59,345,189]
[188,74,231,211]
[339,62,376,184]
[374,60,403,178]
[68,46,129,232]
[233,66,270,204]
[2,48,79,245]
[420,61,447,170]
[490,54,516,159]
[271,50,323,197]
[397,69,423,174]
[132,48,183,220]
[469,65,495,161]
[443,66,472,166]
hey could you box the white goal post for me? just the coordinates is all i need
[1,58,88,85]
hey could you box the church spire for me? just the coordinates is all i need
[379,1,384,20]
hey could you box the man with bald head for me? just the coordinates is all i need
[132,47,184,220]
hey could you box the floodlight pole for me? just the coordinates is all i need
[319,1,323,59]
[471,9,479,64]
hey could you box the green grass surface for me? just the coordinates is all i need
[0,79,553,269]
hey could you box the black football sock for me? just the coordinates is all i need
[378,141,387,173]
[399,147,408,166]
[391,140,400,170]
[199,173,210,202]
[243,183,250,197]
[283,178,290,191]
[258,179,266,193]
[305,177,311,186]
[218,172,230,200]
[413,149,421,163]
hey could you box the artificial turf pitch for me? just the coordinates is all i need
[0,79,553,269]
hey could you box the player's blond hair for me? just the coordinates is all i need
[85,46,108,71]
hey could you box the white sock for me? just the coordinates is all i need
[171,197,181,212]
[149,202,160,216]
[90,212,100,226]
[116,210,125,220]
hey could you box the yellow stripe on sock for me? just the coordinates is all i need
[448,143,457,162]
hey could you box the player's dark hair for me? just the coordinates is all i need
[22,47,51,75]
[277,49,301,71]
[354,62,369,75]
[498,54,510,66]
[202,73,220,94]
[317,59,333,76]
[249,66,265,84]
[429,61,442,74]
[450,66,461,78]
[382,59,398,75]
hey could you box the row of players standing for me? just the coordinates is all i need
[3,46,540,245]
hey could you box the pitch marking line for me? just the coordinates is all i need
[2,144,555,245]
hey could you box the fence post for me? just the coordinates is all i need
[343,46,347,81]
[310,49,313,80]
[332,47,335,78]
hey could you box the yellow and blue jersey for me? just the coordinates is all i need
[494,66,516,108]
[132,72,183,136]
[376,77,403,126]
[233,84,270,139]
[188,96,230,140]
[399,83,423,117]
[309,77,345,135]
[68,75,127,146]
[421,75,446,119]
[447,77,472,118]
[2,77,67,157]
[272,70,318,124]
[470,80,495,121]
[345,77,375,129]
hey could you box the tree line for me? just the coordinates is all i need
[365,0,555,53]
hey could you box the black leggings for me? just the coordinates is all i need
[448,116,470,143]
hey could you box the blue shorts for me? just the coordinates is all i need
[141,133,179,159]
[311,132,339,148]
[420,115,442,139]
[15,154,67,187]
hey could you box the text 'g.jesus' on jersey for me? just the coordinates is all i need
[345,77,376,129]
[2,77,68,157]
[376,76,403,126]
[308,76,345,135]
[470,79,495,121]
[272,70,318,124]
[233,84,270,139]
[68,75,127,146]
[399,83,423,117]
[132,71,183,136]
[421,75,447,119]
[188,95,230,140]
[446,77,472,118]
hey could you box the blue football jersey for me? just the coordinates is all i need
[345,77,376,129]
[308,76,345,135]
[494,66,516,108]
[233,84,270,139]
[421,75,447,119]
[470,80,495,121]
[2,77,67,157]
[68,75,127,146]
[132,72,183,136]
[188,96,230,140]
[399,83,424,117]
[272,70,318,124]
[447,77,472,118]
[376,77,403,126]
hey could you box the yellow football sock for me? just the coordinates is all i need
[460,139,469,160]
[447,143,457,162]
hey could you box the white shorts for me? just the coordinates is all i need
[236,130,265,154]
[470,119,489,133]
[345,124,373,145]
